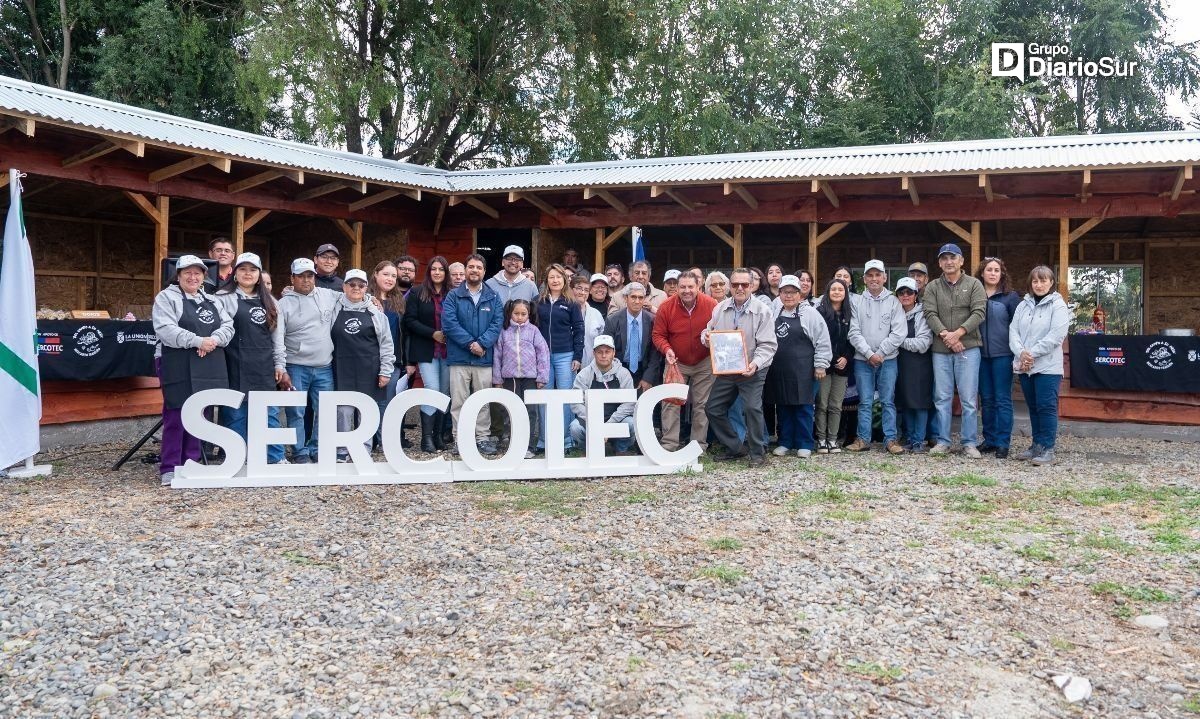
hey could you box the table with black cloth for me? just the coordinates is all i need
[36,320,158,381]
[1069,334,1200,393]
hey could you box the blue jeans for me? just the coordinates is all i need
[1020,373,1061,449]
[933,349,981,447]
[284,363,334,460]
[904,409,929,446]
[223,399,285,463]
[979,354,1015,448]
[853,358,898,443]
[539,352,576,450]
[777,392,817,450]
[417,358,451,417]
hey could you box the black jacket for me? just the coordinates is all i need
[603,309,663,385]
[402,288,445,364]
[821,304,855,377]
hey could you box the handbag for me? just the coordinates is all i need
[662,362,687,405]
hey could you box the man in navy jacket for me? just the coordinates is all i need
[442,254,504,454]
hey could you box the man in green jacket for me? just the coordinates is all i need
[922,243,987,458]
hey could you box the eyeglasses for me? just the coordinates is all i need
[710,281,727,287]
[730,282,750,289]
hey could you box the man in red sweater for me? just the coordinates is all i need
[652,272,718,451]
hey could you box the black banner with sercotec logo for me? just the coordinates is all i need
[1070,335,1200,393]
[36,320,158,381]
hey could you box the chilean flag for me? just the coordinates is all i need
[632,226,646,263]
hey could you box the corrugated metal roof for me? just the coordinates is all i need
[448,131,1200,192]
[4,76,1199,197]
[0,76,452,192]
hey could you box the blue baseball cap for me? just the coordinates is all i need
[937,243,964,258]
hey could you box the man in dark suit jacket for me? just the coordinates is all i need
[603,282,662,390]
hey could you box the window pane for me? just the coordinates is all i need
[1068,265,1143,335]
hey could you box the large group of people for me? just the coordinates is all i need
[151,239,1072,486]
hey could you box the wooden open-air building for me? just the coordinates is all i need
[1,76,1198,429]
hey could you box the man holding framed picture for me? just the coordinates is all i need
[701,268,778,466]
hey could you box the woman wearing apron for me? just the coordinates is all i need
[152,254,234,486]
[331,269,395,461]
[767,275,832,458]
[215,252,286,464]
[894,277,934,453]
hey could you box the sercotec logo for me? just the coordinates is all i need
[1094,347,1126,366]
[991,43,1137,81]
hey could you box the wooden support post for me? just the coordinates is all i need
[584,188,630,214]
[724,183,759,209]
[938,220,979,271]
[1058,218,1070,293]
[979,174,993,203]
[1081,169,1092,203]
[593,226,629,271]
[902,176,919,206]
[1170,164,1193,201]
[807,222,849,283]
[705,224,744,266]
[970,221,980,273]
[233,206,246,255]
[332,219,363,269]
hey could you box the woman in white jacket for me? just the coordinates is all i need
[1009,265,1071,466]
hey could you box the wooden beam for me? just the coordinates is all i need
[0,174,8,190]
[969,221,980,273]
[228,171,283,194]
[294,180,364,202]
[243,209,271,232]
[153,196,169,292]
[724,182,759,210]
[1170,164,1193,201]
[350,189,401,212]
[232,206,246,255]
[122,191,162,224]
[807,222,848,282]
[457,195,500,219]
[1068,216,1103,243]
[584,187,630,214]
[902,176,919,206]
[706,224,735,246]
[812,180,839,208]
[433,196,448,237]
[333,218,357,244]
[979,174,993,203]
[148,154,231,183]
[651,185,696,212]
[349,221,363,269]
[938,220,972,244]
[508,191,557,215]
[732,223,744,267]
[1080,169,1092,204]
[62,138,144,169]
[594,228,604,273]
[1059,218,1070,293]
[0,116,35,136]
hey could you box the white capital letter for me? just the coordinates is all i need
[317,391,380,475]
[179,389,246,479]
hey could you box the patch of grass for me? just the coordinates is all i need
[951,526,1004,545]
[931,472,997,487]
[1091,581,1176,603]
[730,661,751,672]
[1104,471,1135,483]
[865,461,901,474]
[824,509,872,522]
[621,491,660,505]
[1015,541,1057,562]
[904,540,925,548]
[799,530,827,540]
[464,480,587,517]
[1111,604,1134,620]
[823,469,862,483]
[704,500,736,511]
[1146,513,1200,554]
[1041,482,1199,508]
[1180,695,1200,714]
[705,537,744,551]
[1050,637,1075,652]
[698,563,745,584]
[281,550,337,569]
[1077,530,1138,555]
[845,660,904,683]
[787,485,852,508]
[944,493,993,514]
[980,574,1034,590]
[626,656,646,671]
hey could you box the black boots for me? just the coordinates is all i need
[441,411,454,447]
[420,412,437,453]
[431,411,447,451]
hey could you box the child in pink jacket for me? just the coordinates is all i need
[492,299,550,458]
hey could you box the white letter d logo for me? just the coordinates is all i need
[991,43,1024,80]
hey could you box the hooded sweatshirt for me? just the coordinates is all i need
[847,288,906,361]
[485,271,538,306]
[152,284,235,353]
[273,286,341,369]
[332,293,396,378]
[570,358,636,424]
[1009,292,1070,376]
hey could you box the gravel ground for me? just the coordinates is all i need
[2,434,1199,719]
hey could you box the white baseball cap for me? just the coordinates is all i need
[779,274,802,291]
[863,259,886,274]
[291,258,316,275]
[502,245,525,259]
[344,269,368,284]
[896,277,919,293]
[590,273,608,284]
[593,334,616,350]
[234,252,262,271]
[663,269,681,282]
[175,254,206,273]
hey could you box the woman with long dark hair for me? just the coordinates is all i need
[815,277,855,452]
[975,257,1023,458]
[369,260,410,451]
[764,263,785,299]
[536,263,585,450]
[216,252,286,464]
[403,255,452,452]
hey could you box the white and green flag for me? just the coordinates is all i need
[0,168,41,471]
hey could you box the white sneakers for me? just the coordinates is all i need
[160,471,174,487]
[797,449,812,458]
[772,445,791,457]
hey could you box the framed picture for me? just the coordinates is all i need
[709,330,749,375]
